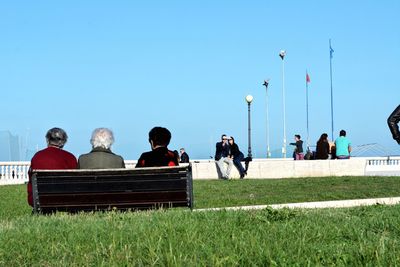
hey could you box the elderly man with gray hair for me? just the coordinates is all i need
[78,128,125,169]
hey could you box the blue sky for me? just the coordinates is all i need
[1,1,399,160]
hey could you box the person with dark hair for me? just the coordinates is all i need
[136,126,179,167]
[315,133,330,160]
[290,134,304,160]
[179,148,190,163]
[388,105,400,144]
[78,128,125,169]
[215,134,233,179]
[335,129,351,159]
[228,136,246,179]
[27,127,77,207]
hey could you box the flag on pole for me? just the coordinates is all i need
[263,79,270,92]
[306,73,310,83]
[279,50,286,60]
[330,42,334,59]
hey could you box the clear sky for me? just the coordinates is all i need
[1,1,399,160]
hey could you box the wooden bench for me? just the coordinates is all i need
[31,165,193,214]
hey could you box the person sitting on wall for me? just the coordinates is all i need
[388,105,400,144]
[179,148,190,163]
[28,127,77,207]
[215,134,233,179]
[78,128,125,169]
[335,129,352,159]
[136,126,179,167]
[315,133,330,160]
[228,136,246,179]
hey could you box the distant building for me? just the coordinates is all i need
[0,131,20,161]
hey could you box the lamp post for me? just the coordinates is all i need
[263,79,271,158]
[245,95,253,158]
[279,50,287,158]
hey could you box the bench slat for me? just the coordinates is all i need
[35,173,187,183]
[37,179,187,193]
[39,191,188,205]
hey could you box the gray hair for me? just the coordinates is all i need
[90,128,114,149]
[46,127,68,148]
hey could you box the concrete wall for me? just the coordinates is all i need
[191,157,400,179]
[1,157,399,185]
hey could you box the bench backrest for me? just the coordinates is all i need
[31,165,193,213]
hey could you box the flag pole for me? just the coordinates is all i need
[329,39,334,140]
[279,50,287,158]
[306,71,310,152]
[263,80,271,158]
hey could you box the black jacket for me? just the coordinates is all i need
[315,140,329,160]
[290,140,304,153]
[229,143,243,158]
[180,152,190,163]
[388,105,400,144]
[136,147,179,168]
[215,142,230,161]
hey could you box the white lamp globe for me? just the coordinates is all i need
[245,95,253,104]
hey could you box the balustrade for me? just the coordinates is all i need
[0,158,399,185]
[367,158,400,166]
[0,162,30,185]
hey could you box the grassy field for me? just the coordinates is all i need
[194,176,400,208]
[1,176,400,266]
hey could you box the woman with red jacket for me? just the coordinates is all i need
[28,127,77,207]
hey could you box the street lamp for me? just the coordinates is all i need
[263,79,271,158]
[279,50,287,158]
[245,95,253,159]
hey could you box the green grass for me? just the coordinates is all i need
[1,176,400,266]
[1,206,400,266]
[194,176,400,208]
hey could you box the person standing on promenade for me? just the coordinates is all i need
[136,126,179,167]
[215,134,233,179]
[78,128,125,169]
[335,130,352,159]
[388,105,400,144]
[290,135,304,160]
[28,127,77,207]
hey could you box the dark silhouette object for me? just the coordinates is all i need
[388,105,400,144]
[290,134,304,160]
[136,127,179,168]
[228,137,246,178]
[179,148,190,163]
[243,156,252,173]
[315,133,330,160]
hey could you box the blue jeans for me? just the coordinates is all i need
[233,152,245,175]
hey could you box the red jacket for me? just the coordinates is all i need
[27,146,77,206]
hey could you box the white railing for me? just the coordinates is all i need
[0,161,138,185]
[367,157,400,166]
[0,161,30,185]
[365,156,400,176]
[1,157,399,185]
[124,160,137,169]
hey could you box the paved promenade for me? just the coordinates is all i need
[195,197,400,211]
